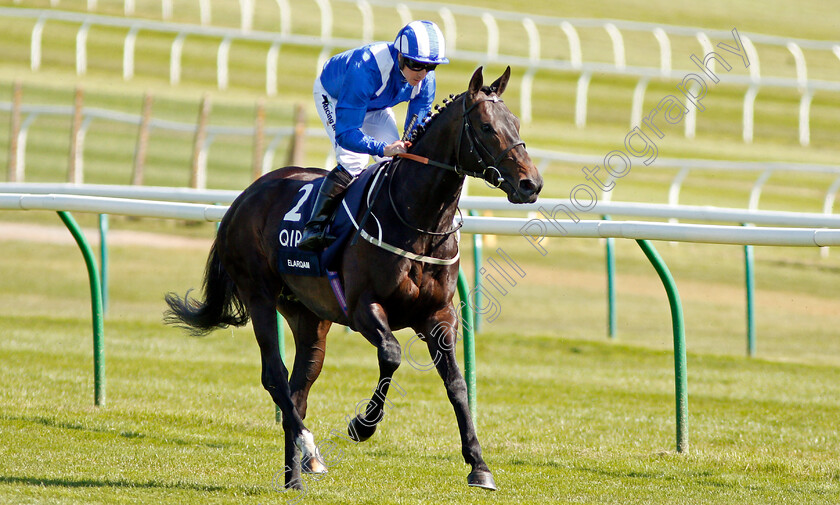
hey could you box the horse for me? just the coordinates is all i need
[164,66,543,491]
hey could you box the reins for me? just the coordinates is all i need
[345,161,460,266]
[386,159,463,237]
[353,91,526,264]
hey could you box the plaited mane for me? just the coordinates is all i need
[406,85,498,145]
[406,92,463,145]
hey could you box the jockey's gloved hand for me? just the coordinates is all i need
[383,140,409,157]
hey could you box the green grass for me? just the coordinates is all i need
[3,320,840,504]
[1,228,840,504]
[1,1,840,503]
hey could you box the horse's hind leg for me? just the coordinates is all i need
[281,302,331,473]
[347,296,404,442]
[414,306,496,491]
[249,297,321,489]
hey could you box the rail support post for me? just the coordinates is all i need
[636,239,687,454]
[58,211,105,407]
[742,223,757,357]
[604,215,617,339]
[457,268,477,423]
[275,310,286,423]
[469,209,483,334]
[99,213,109,313]
[744,244,756,357]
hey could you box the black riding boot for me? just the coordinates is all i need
[297,165,354,252]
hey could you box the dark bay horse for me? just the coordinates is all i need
[164,66,543,491]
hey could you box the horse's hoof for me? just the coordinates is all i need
[285,478,304,490]
[271,469,303,492]
[348,416,376,442]
[467,469,497,490]
[295,430,327,474]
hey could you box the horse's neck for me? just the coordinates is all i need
[390,161,463,234]
[388,112,464,237]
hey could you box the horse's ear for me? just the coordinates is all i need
[490,66,511,96]
[468,67,484,99]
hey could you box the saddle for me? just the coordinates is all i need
[276,160,386,278]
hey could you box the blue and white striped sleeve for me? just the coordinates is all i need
[405,72,436,136]
[334,54,387,157]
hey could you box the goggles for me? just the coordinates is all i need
[403,57,438,72]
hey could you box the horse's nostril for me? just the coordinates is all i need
[519,179,538,196]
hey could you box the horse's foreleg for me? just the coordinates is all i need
[348,298,402,442]
[415,306,496,491]
[250,299,318,489]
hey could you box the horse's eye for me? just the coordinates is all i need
[481,123,494,133]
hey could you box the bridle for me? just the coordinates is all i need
[457,94,526,186]
[395,93,526,187]
[390,92,526,236]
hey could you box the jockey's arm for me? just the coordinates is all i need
[334,62,388,157]
[404,71,436,137]
[335,113,387,157]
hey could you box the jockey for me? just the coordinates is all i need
[298,20,450,252]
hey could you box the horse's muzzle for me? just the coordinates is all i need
[507,176,542,203]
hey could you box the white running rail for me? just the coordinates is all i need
[5,4,840,145]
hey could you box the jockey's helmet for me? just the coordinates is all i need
[394,20,449,65]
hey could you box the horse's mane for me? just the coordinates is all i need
[406,92,464,146]
[406,85,499,147]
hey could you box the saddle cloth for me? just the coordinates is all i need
[276,160,385,277]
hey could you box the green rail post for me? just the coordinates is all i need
[469,210,483,334]
[636,239,688,454]
[457,268,477,423]
[275,311,286,423]
[58,211,105,407]
[98,214,109,313]
[743,228,756,357]
[604,215,617,339]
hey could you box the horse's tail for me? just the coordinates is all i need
[164,239,249,336]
